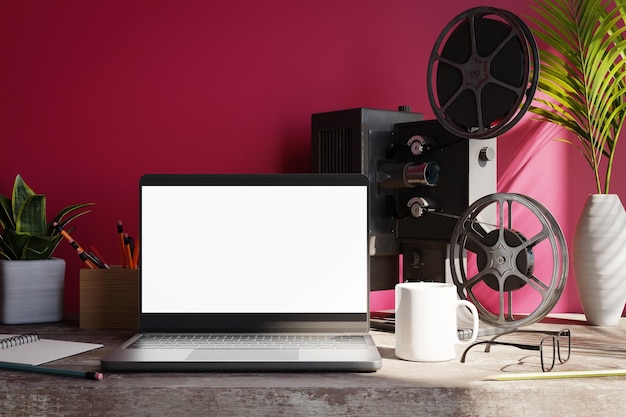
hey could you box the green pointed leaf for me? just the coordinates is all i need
[0,234,18,260]
[16,195,47,236]
[0,194,14,231]
[49,202,94,226]
[0,175,94,259]
[47,203,94,235]
[6,229,30,260]
[23,235,62,260]
[11,175,36,221]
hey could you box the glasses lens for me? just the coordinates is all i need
[540,336,556,372]
[557,329,571,363]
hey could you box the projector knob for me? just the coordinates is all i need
[479,147,496,162]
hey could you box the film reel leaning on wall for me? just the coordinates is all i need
[426,7,568,328]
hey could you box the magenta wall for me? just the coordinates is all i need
[2,1,625,315]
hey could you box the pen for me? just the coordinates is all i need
[53,223,99,269]
[0,362,103,380]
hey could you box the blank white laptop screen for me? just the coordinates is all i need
[101,174,382,373]
[141,180,368,315]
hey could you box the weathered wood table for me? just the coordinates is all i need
[0,314,624,416]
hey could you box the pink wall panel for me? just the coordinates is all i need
[2,0,624,315]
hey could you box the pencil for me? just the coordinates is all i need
[131,236,140,269]
[90,246,110,270]
[74,246,100,269]
[53,222,99,269]
[483,368,626,381]
[124,233,134,269]
[118,221,128,268]
[0,362,103,380]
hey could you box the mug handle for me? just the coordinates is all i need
[455,300,480,345]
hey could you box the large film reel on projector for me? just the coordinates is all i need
[424,7,567,328]
[427,7,539,139]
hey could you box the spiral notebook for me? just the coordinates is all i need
[0,333,102,366]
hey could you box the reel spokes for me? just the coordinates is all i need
[449,193,568,328]
[427,7,539,139]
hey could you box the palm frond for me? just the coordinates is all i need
[529,0,626,193]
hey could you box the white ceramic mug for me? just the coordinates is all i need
[395,282,479,362]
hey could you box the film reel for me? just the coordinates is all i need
[449,193,568,328]
[427,7,539,139]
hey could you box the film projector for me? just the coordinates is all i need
[311,7,568,334]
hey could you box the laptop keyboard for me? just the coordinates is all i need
[128,334,369,349]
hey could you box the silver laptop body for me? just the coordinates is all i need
[101,173,382,372]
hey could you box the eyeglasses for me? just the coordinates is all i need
[460,329,571,372]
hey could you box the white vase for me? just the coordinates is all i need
[0,258,65,324]
[573,194,626,326]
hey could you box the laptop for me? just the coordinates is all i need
[101,173,382,372]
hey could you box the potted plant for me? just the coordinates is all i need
[528,0,626,325]
[0,175,93,324]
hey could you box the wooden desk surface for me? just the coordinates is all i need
[0,314,625,417]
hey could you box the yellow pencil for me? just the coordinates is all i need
[124,233,134,269]
[483,368,626,381]
[131,236,140,269]
[118,221,127,268]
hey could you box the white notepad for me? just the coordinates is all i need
[0,333,102,365]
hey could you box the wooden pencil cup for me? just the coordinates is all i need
[79,267,139,329]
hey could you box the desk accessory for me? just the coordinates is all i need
[54,222,107,270]
[0,361,103,380]
[0,333,102,366]
[0,174,93,262]
[526,0,626,327]
[0,175,93,324]
[117,221,139,269]
[395,282,479,362]
[312,7,567,333]
[102,173,382,372]
[484,368,626,381]
[80,267,139,329]
[461,328,571,372]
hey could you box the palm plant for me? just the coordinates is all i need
[0,175,93,260]
[528,0,626,194]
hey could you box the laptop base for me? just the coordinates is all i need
[102,333,382,373]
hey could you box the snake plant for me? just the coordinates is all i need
[0,175,93,260]
[528,0,626,194]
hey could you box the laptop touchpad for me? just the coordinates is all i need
[186,349,300,361]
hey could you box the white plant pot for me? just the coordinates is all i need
[573,194,626,326]
[0,258,65,324]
